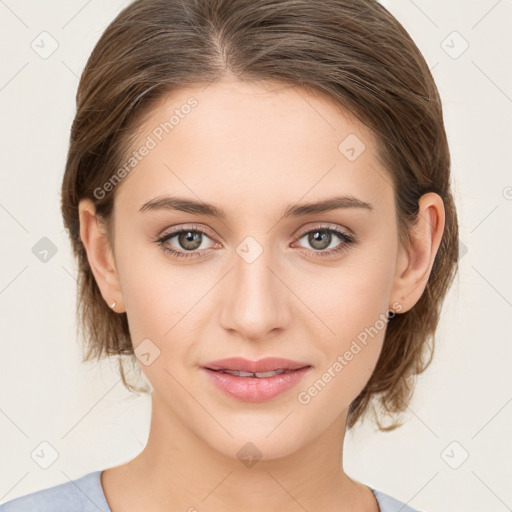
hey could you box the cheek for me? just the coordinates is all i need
[301,250,395,343]
[113,240,208,396]
[114,234,192,341]
[296,281,390,418]
[118,265,195,398]
[294,254,395,405]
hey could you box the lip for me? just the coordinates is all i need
[201,357,312,402]
[202,357,310,373]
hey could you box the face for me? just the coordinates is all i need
[87,79,410,460]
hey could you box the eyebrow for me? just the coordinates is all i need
[139,194,374,218]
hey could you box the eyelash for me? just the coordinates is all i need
[155,224,356,260]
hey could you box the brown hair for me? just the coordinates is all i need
[61,0,459,430]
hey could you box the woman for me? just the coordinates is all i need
[0,0,458,510]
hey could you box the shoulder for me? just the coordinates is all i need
[371,488,424,512]
[0,470,110,512]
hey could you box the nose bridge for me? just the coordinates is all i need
[219,234,288,340]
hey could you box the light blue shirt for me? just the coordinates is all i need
[0,470,422,511]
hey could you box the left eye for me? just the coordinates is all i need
[293,226,355,257]
[156,225,355,259]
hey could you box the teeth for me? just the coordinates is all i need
[219,369,287,378]
[255,370,286,377]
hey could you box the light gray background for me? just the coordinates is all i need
[1,0,511,510]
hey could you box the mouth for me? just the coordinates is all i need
[201,357,312,402]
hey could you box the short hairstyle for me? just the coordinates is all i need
[61,0,459,430]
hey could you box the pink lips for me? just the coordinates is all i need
[201,357,312,402]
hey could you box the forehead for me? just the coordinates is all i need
[114,79,393,219]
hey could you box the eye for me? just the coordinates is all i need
[292,225,356,258]
[155,224,217,259]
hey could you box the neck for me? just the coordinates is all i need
[101,392,378,512]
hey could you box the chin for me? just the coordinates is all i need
[194,418,311,464]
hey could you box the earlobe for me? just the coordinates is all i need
[78,199,125,313]
[390,192,445,313]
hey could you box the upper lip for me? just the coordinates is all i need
[203,357,311,373]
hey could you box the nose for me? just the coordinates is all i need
[218,241,291,342]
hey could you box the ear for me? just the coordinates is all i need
[78,198,125,313]
[389,192,445,314]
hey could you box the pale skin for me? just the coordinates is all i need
[79,78,445,512]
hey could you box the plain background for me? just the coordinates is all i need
[0,0,511,510]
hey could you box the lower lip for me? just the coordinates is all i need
[202,367,311,402]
